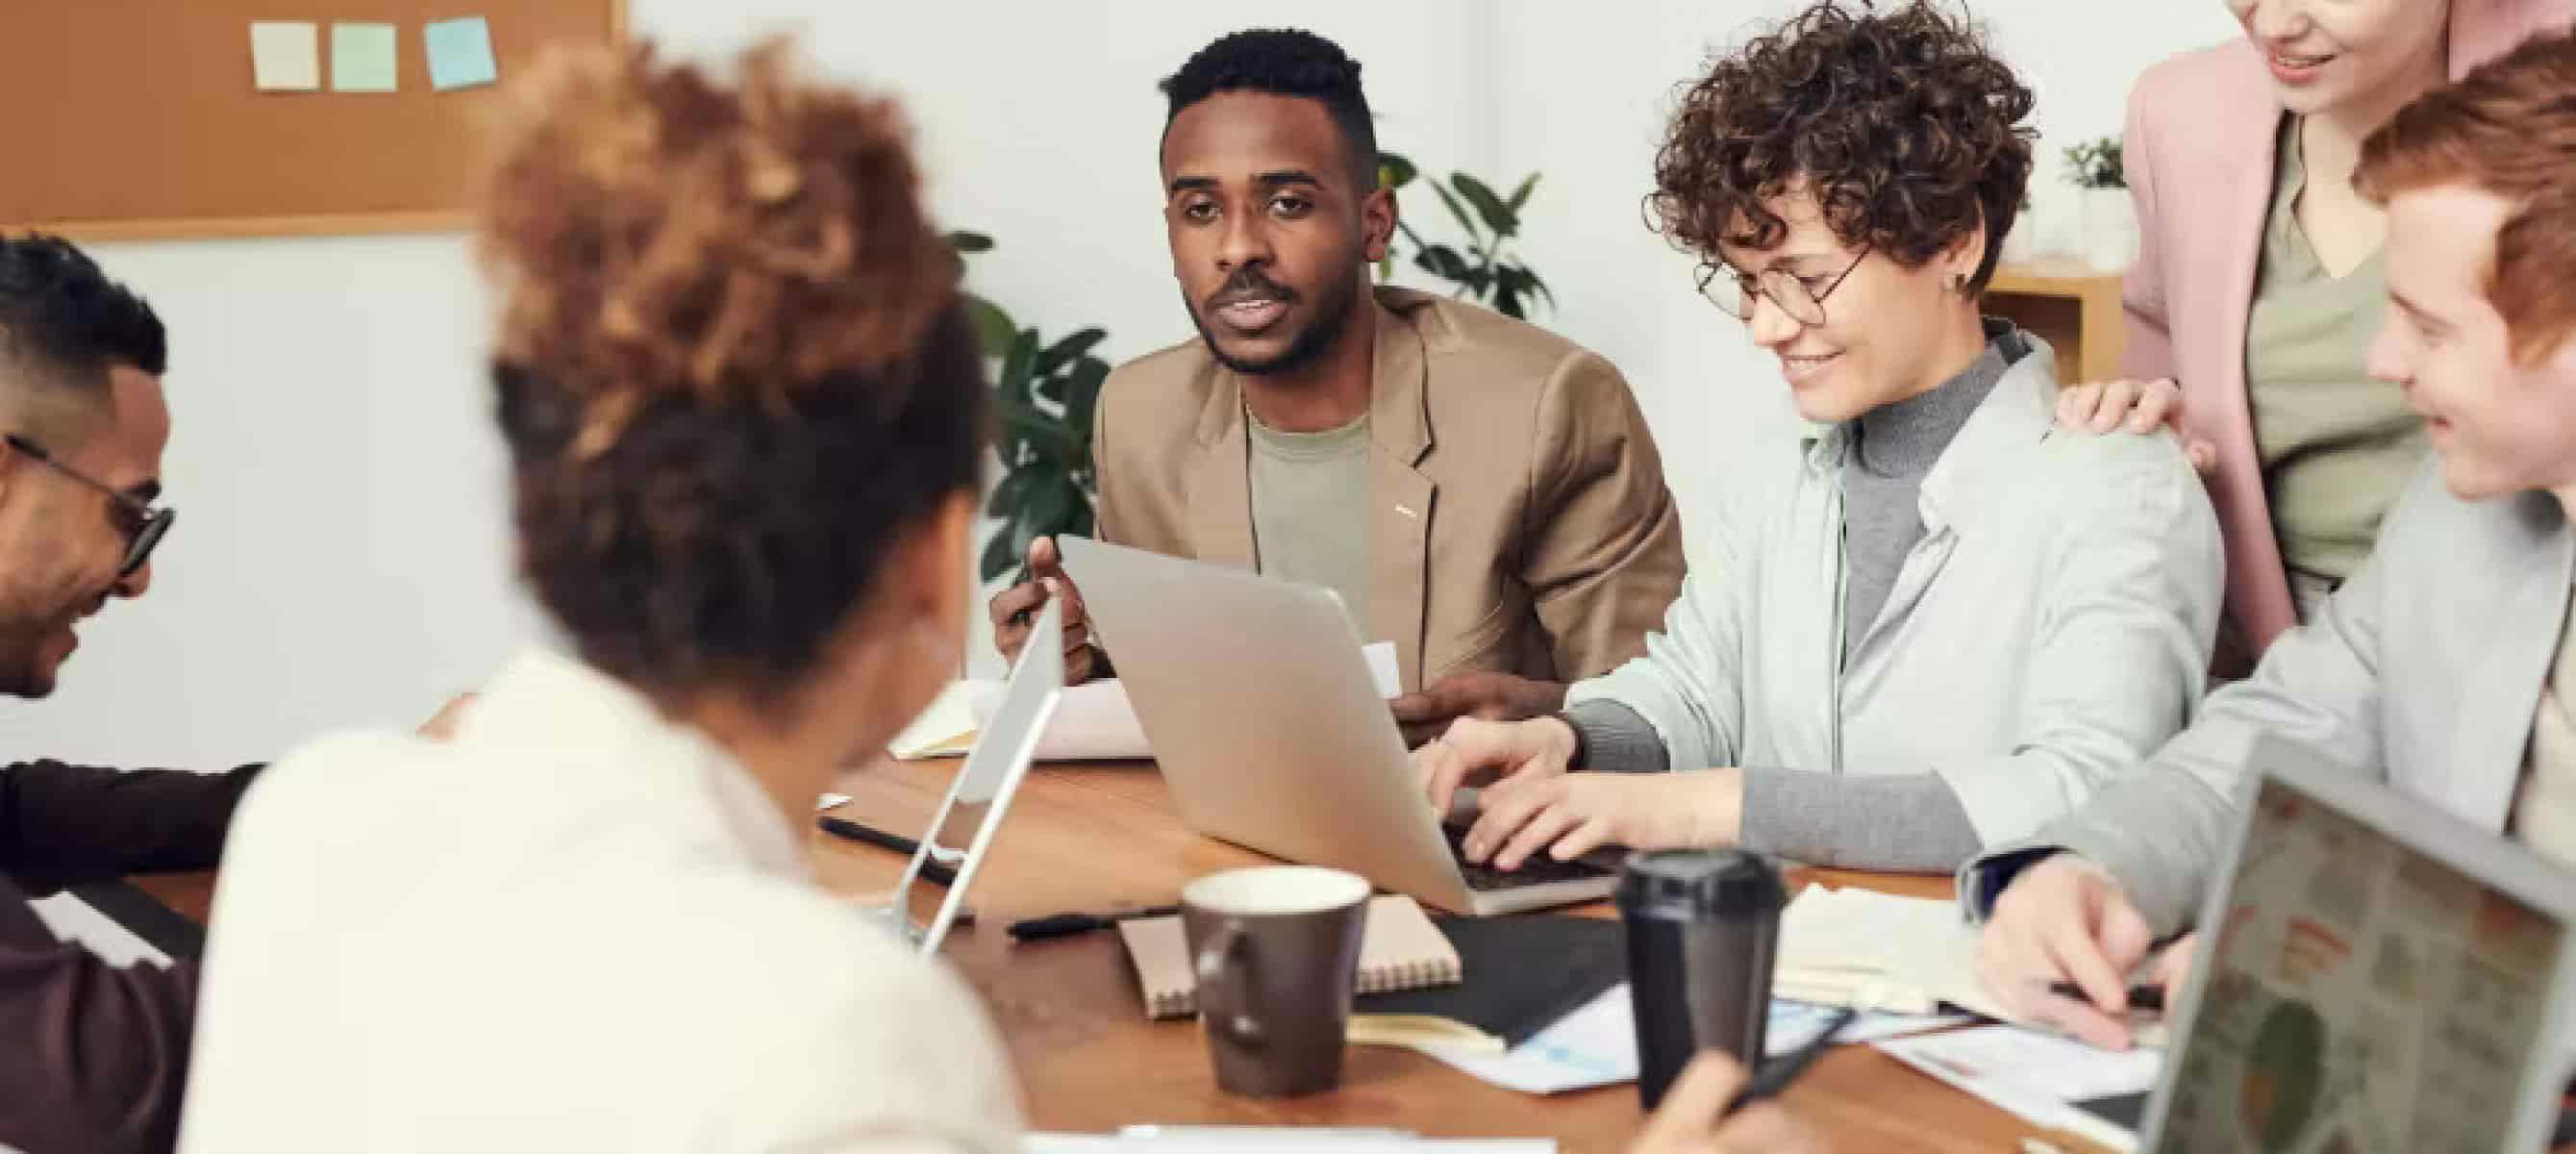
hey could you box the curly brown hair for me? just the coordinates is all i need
[477,39,987,705]
[1649,1,2036,292]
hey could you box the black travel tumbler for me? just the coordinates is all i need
[1616,848,1788,1110]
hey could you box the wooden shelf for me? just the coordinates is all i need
[1986,261,2128,385]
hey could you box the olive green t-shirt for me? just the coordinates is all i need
[2247,114,2431,586]
[1246,409,1373,625]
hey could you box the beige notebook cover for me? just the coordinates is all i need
[1119,894,1462,1019]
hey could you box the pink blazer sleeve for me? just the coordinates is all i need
[2116,83,2178,386]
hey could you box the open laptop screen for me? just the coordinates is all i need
[2152,774,2567,1153]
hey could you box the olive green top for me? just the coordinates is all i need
[1246,408,1373,625]
[2246,114,2429,586]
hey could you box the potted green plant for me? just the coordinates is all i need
[1375,152,1553,319]
[950,231,1111,584]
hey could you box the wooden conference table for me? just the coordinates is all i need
[131,757,2107,1153]
[807,758,2107,1154]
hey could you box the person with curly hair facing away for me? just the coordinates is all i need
[988,29,1686,747]
[1417,1,2224,876]
[173,41,1019,1152]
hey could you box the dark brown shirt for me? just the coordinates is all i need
[0,759,258,1154]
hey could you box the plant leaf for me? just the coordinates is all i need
[946,231,994,254]
[1452,172,1518,237]
[996,398,1079,464]
[964,294,1016,360]
[1062,356,1110,449]
[998,327,1038,393]
[1033,327,1109,379]
[1413,243,1471,282]
[984,466,1042,518]
[1024,474,1081,543]
[1429,181,1483,244]
[979,521,1023,584]
[1506,172,1540,213]
[1521,265,1558,310]
[1377,151,1418,190]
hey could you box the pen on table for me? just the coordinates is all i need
[2044,982,2166,1014]
[1722,1006,1858,1117]
[1006,905,1183,942]
[815,815,956,887]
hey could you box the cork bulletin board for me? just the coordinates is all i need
[0,1,625,241]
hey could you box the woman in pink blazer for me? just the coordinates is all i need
[2065,0,2570,670]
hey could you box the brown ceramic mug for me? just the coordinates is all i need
[1180,866,1370,1097]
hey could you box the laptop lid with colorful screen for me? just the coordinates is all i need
[2140,736,2576,1152]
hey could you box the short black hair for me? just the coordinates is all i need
[1160,29,1377,190]
[0,233,165,399]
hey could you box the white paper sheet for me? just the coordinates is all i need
[1027,1137,1551,1153]
[898,640,1405,763]
[1874,1025,2158,1152]
[27,893,172,968]
[1414,983,1965,1095]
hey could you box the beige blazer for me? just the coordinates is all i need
[2116,0,2571,658]
[1092,287,1686,692]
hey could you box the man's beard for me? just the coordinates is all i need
[0,618,58,699]
[1188,263,1365,378]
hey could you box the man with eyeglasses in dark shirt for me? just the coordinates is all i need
[0,235,473,1154]
[0,232,249,1154]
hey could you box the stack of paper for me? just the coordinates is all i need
[889,641,1404,763]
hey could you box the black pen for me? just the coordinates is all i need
[1723,1007,1858,1117]
[1006,905,1182,942]
[2045,981,2167,1014]
[815,815,956,888]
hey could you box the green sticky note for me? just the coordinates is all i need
[331,23,398,93]
[423,16,497,91]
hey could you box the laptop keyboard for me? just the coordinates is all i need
[1441,824,1613,891]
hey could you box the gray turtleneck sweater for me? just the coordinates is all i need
[1563,326,2028,871]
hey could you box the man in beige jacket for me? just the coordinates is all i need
[991,29,1684,741]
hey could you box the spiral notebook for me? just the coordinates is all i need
[1120,894,1462,1019]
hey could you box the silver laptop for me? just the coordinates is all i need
[1056,536,1615,916]
[2131,735,2576,1152]
[879,599,1064,954]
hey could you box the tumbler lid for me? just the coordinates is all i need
[1614,849,1786,916]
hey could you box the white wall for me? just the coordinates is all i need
[13,2,2248,768]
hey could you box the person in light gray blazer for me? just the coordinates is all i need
[1967,29,2576,1050]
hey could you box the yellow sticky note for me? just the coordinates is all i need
[331,23,398,93]
[249,21,320,92]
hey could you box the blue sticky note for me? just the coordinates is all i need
[423,16,497,91]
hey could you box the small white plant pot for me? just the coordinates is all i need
[1999,216,2039,266]
[2078,187,2138,273]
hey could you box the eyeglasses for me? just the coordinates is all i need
[4,434,173,579]
[1695,244,1872,327]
